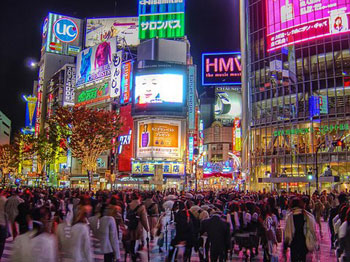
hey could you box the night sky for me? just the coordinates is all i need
[1,0,240,136]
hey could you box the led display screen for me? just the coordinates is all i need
[267,0,350,51]
[214,87,242,126]
[133,67,186,113]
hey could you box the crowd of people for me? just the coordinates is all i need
[0,188,348,262]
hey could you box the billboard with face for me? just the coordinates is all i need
[267,0,350,51]
[85,17,139,48]
[76,38,117,87]
[137,119,181,159]
[214,87,242,125]
[133,67,186,113]
[42,13,83,56]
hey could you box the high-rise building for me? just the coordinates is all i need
[241,0,350,192]
[0,111,11,145]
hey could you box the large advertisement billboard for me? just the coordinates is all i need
[267,0,350,51]
[214,87,242,125]
[42,13,83,56]
[137,119,182,159]
[138,0,185,40]
[133,67,186,113]
[75,80,110,107]
[76,38,117,87]
[118,105,133,172]
[85,17,139,48]
[202,52,242,86]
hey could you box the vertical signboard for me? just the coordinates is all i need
[138,0,186,40]
[24,96,37,128]
[120,61,134,104]
[233,118,242,154]
[110,50,123,98]
[189,136,194,162]
[188,65,196,130]
[63,65,76,106]
[118,105,133,172]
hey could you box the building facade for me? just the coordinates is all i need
[0,111,11,145]
[243,0,350,191]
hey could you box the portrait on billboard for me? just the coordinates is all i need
[267,0,350,51]
[214,87,242,125]
[137,120,181,159]
[135,73,183,105]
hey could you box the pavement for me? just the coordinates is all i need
[1,220,337,261]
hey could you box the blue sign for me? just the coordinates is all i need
[53,18,79,43]
[189,136,194,161]
[138,0,185,15]
[188,66,196,130]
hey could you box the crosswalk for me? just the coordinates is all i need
[1,221,337,261]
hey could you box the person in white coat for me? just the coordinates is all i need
[11,207,58,262]
[89,204,121,262]
[56,205,94,262]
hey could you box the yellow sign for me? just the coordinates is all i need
[137,120,181,158]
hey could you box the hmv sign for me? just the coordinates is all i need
[202,52,242,86]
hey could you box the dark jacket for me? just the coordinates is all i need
[200,214,231,252]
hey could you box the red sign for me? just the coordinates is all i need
[118,105,133,172]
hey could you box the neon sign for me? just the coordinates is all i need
[53,18,79,43]
[118,130,132,154]
[202,52,242,86]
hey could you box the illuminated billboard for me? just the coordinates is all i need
[76,38,117,87]
[120,61,134,104]
[118,105,133,172]
[24,96,37,129]
[202,52,242,86]
[42,13,83,56]
[133,67,186,113]
[136,119,181,159]
[214,87,242,125]
[75,81,110,107]
[267,0,350,51]
[85,17,139,48]
[138,0,185,40]
[63,65,76,106]
[132,161,184,177]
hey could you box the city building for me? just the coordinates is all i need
[241,0,350,192]
[0,111,11,145]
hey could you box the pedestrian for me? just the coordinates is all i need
[200,210,231,262]
[144,193,159,240]
[5,190,23,239]
[0,191,7,261]
[338,207,350,262]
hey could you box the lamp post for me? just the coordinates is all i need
[314,142,325,193]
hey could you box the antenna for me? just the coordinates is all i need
[114,0,118,16]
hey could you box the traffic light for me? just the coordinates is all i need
[332,140,344,147]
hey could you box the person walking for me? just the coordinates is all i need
[5,190,23,239]
[89,204,121,262]
[200,211,231,262]
[0,191,7,261]
[284,197,317,262]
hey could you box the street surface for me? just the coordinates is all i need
[1,221,336,261]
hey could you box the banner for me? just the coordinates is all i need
[188,65,196,130]
[85,17,139,48]
[110,50,123,98]
[120,61,134,104]
[76,38,117,87]
[118,105,133,172]
[137,119,181,159]
[63,65,76,106]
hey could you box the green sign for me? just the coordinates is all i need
[274,123,350,137]
[139,13,185,40]
[77,82,109,105]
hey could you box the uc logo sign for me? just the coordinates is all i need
[53,18,79,43]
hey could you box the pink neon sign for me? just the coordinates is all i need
[266,0,350,52]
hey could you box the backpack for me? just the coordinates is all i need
[127,204,142,230]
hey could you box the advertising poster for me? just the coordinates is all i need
[24,96,37,128]
[138,0,185,40]
[76,38,117,87]
[134,73,184,105]
[118,105,133,172]
[63,65,76,106]
[75,81,110,106]
[214,87,242,126]
[267,0,350,51]
[202,52,242,86]
[137,119,181,159]
[120,61,134,104]
[42,13,83,56]
[85,17,139,48]
[110,50,123,98]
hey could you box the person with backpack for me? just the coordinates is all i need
[126,192,150,262]
[144,193,159,240]
[284,197,317,262]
